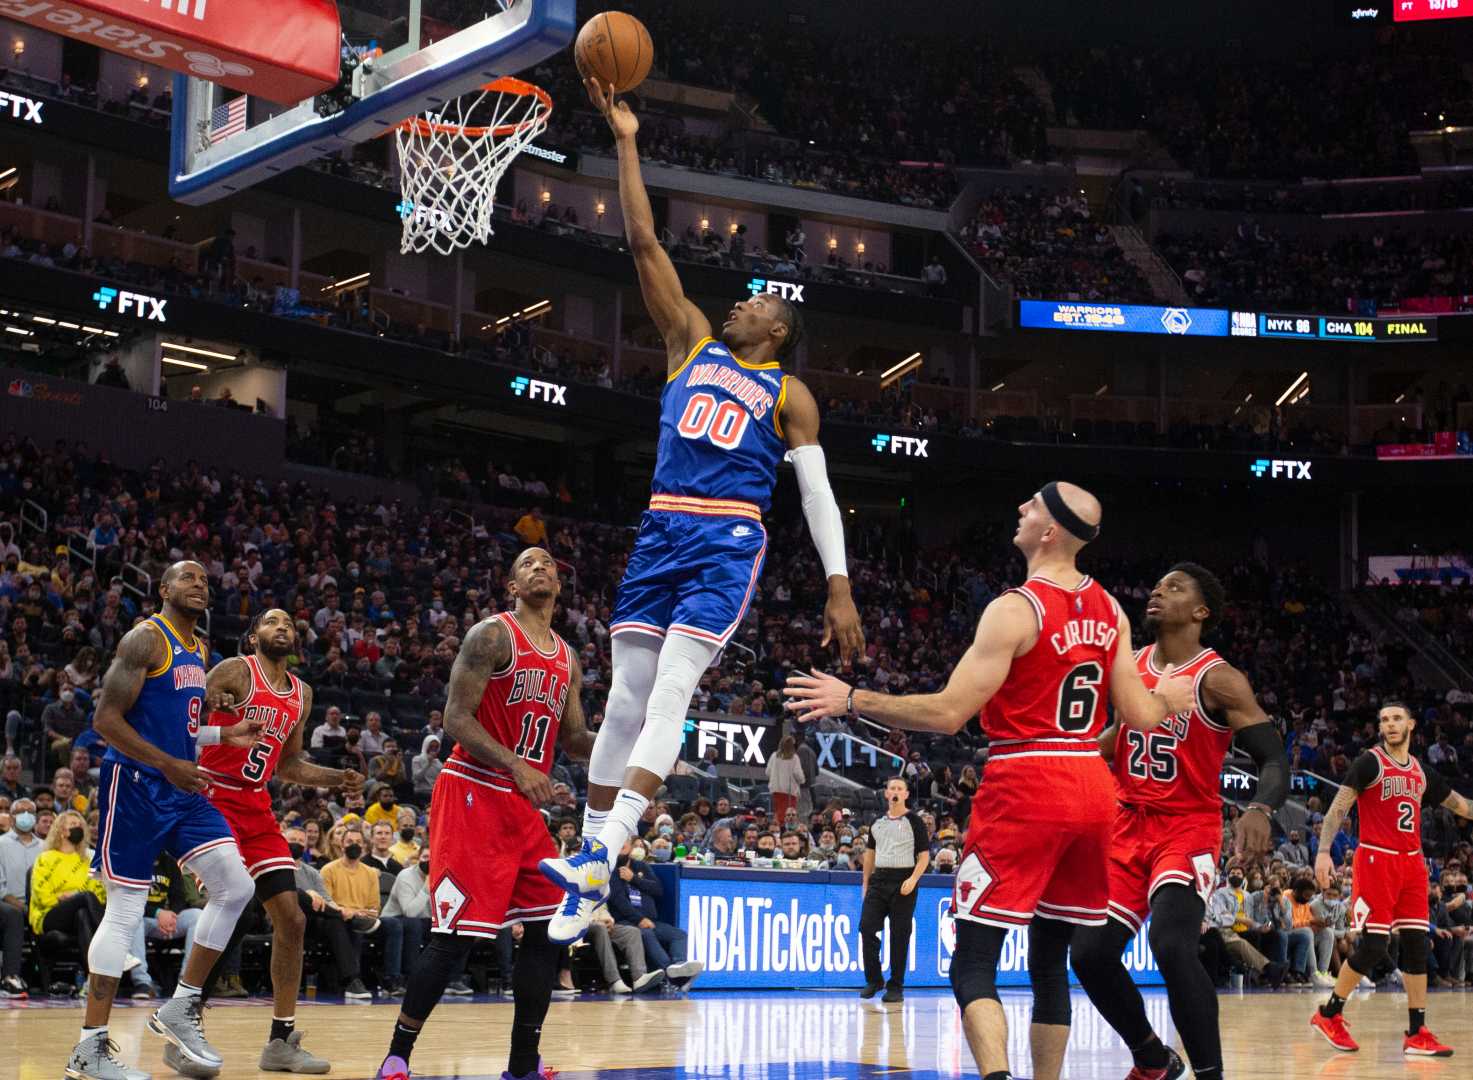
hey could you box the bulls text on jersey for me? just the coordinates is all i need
[506,668,569,715]
[238,703,297,742]
[1381,773,1425,801]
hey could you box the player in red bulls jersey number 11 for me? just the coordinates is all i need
[785,483,1198,1080]
[376,547,597,1080]
[1310,701,1472,1059]
[186,608,362,1076]
[1071,563,1290,1080]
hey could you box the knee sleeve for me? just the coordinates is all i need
[187,842,255,952]
[1397,929,1428,975]
[1070,918,1134,979]
[588,635,661,787]
[1147,884,1207,971]
[950,920,1007,1010]
[624,634,720,779]
[1349,932,1389,976]
[1029,917,1073,1027]
[89,882,148,978]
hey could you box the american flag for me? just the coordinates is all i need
[208,95,247,144]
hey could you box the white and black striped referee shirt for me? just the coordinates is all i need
[869,811,929,871]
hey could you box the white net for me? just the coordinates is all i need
[393,77,552,256]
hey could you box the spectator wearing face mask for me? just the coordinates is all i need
[1206,866,1288,987]
[0,796,40,995]
[607,839,702,988]
[933,846,958,874]
[319,825,382,1000]
[364,782,401,828]
[1310,878,1348,987]
[389,811,421,866]
[41,686,87,768]
[380,847,435,998]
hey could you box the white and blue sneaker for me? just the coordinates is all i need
[539,838,611,898]
[547,884,609,946]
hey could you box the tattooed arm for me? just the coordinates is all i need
[278,683,363,790]
[557,655,596,762]
[93,623,206,793]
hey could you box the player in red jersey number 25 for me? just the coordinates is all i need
[786,482,1197,1080]
[1071,563,1290,1080]
[1310,701,1473,1059]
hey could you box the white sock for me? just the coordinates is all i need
[597,790,650,856]
[582,806,609,840]
[173,979,201,1000]
[80,1025,107,1042]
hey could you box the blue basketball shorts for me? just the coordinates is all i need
[93,759,238,887]
[610,506,767,647]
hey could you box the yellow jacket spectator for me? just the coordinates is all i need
[319,827,382,917]
[29,810,107,971]
[514,508,548,547]
[363,785,400,828]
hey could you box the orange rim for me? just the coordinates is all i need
[395,76,552,138]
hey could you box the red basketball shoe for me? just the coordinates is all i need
[1403,1027,1454,1057]
[1310,1010,1359,1052]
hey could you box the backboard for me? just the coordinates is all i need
[169,0,574,205]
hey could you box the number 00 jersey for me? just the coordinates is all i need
[198,655,304,790]
[656,336,790,513]
[1112,643,1232,816]
[1342,746,1451,854]
[982,575,1122,755]
[444,612,571,791]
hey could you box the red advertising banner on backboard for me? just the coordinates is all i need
[0,0,341,104]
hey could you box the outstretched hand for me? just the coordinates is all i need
[784,669,853,724]
[822,587,865,671]
[584,76,638,140]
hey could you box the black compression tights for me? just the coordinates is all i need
[1071,886,1220,1076]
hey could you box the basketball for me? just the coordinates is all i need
[574,11,653,94]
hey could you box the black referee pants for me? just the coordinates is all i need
[860,871,917,989]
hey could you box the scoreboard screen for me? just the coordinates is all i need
[1394,0,1472,20]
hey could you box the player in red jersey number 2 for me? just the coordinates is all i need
[1310,701,1473,1059]
[786,483,1196,1080]
[377,547,597,1080]
[1071,564,1290,1080]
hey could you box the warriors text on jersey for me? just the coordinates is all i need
[108,614,208,775]
[1113,643,1232,816]
[1343,747,1451,854]
[199,655,304,790]
[656,336,790,513]
[982,575,1122,749]
[444,612,572,789]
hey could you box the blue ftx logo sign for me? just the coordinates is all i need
[509,375,567,405]
[91,286,167,322]
[872,433,928,458]
[747,277,805,303]
[1250,458,1311,479]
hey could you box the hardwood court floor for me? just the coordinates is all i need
[5,987,1467,1079]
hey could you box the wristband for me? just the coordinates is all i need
[845,687,855,716]
[196,726,222,747]
[1244,803,1273,818]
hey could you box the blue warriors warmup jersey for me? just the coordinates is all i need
[656,337,789,513]
[106,614,208,777]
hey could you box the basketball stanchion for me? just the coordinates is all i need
[392,76,552,256]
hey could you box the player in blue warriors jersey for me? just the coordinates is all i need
[65,561,261,1080]
[540,78,865,942]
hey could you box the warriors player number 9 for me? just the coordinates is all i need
[676,392,750,450]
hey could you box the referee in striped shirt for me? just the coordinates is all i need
[860,775,930,1001]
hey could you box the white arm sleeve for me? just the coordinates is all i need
[789,443,848,580]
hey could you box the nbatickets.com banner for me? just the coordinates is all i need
[679,875,1164,989]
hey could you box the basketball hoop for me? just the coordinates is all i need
[392,76,552,256]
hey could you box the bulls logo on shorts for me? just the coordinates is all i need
[433,874,468,930]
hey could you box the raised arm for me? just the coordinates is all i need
[778,376,863,667]
[1108,613,1194,730]
[278,683,363,790]
[556,655,596,762]
[93,623,205,793]
[586,77,709,370]
[784,592,1037,735]
[1207,662,1289,860]
[444,620,552,805]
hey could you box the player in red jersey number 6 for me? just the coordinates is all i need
[786,482,1197,1080]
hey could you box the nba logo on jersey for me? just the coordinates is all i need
[937,897,957,975]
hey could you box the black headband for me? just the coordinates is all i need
[1040,482,1100,543]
